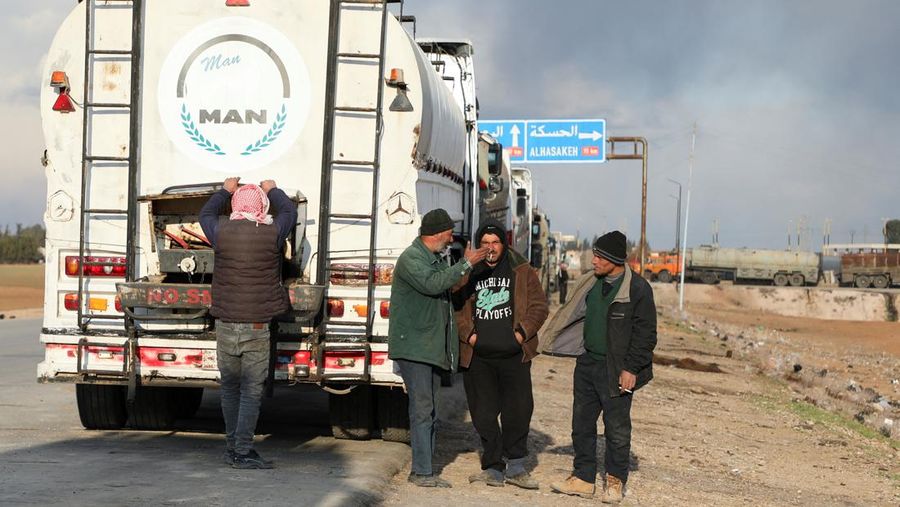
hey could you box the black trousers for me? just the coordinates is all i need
[572,353,633,483]
[559,279,569,304]
[463,352,534,471]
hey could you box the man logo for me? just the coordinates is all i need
[158,17,311,173]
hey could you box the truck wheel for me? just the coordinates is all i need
[128,386,179,430]
[855,275,871,289]
[329,386,374,440]
[700,271,718,284]
[789,274,805,287]
[657,270,673,283]
[173,387,204,420]
[872,275,889,289]
[376,386,410,444]
[76,384,128,430]
[773,273,789,286]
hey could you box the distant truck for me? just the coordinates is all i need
[630,251,681,283]
[840,251,900,288]
[684,246,819,286]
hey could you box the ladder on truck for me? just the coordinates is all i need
[75,0,145,392]
[316,0,402,382]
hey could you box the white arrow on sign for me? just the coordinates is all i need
[578,130,603,141]
[509,124,521,147]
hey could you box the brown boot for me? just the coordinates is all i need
[601,474,625,504]
[550,475,595,498]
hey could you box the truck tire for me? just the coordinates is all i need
[872,275,889,289]
[657,270,673,283]
[700,271,718,284]
[173,387,204,420]
[376,386,410,443]
[773,273,789,286]
[789,274,805,287]
[128,386,179,430]
[329,386,374,440]
[76,384,128,430]
[855,275,871,289]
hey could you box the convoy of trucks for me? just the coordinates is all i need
[37,0,541,441]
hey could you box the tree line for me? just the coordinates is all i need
[0,224,45,263]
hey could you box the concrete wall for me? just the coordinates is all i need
[653,283,899,322]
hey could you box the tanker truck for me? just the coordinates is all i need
[37,0,483,442]
[684,245,819,286]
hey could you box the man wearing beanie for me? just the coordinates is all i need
[546,230,657,503]
[453,219,548,490]
[388,208,489,488]
[200,177,297,469]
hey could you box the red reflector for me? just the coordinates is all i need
[53,92,76,113]
[225,0,249,5]
[327,299,344,317]
[380,301,390,318]
[478,178,487,191]
[64,293,79,311]
[114,295,123,313]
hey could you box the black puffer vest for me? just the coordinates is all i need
[211,218,289,322]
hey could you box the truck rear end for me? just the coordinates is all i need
[38,0,477,440]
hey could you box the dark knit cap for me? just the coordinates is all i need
[592,230,627,265]
[420,208,455,235]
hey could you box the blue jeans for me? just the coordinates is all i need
[217,321,270,455]
[396,359,442,476]
[572,353,633,483]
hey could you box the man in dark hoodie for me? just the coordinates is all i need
[453,220,549,490]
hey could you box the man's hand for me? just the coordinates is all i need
[464,241,489,265]
[260,179,277,193]
[619,370,637,393]
[467,334,477,346]
[223,177,240,193]
[515,331,525,345]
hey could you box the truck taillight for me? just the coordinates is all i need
[64,256,126,277]
[327,299,344,317]
[50,70,76,113]
[114,295,123,312]
[329,263,394,286]
[380,301,390,318]
[64,293,79,311]
[225,0,250,5]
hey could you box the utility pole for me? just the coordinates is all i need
[823,218,832,247]
[668,178,682,253]
[678,123,696,314]
[712,218,719,247]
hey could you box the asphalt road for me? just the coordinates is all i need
[0,318,409,506]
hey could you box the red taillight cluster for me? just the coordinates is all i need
[380,301,390,318]
[329,263,394,286]
[327,299,345,317]
[65,256,126,277]
[49,70,76,113]
[64,293,79,311]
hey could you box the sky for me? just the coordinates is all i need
[3,0,899,251]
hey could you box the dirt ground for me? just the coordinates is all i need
[382,284,900,506]
[0,264,43,315]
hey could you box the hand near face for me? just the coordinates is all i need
[223,177,240,193]
[260,180,277,193]
[464,241,489,265]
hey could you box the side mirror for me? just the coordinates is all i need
[487,144,502,176]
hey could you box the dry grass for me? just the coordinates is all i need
[0,264,44,311]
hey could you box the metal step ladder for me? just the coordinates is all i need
[75,0,145,389]
[316,0,401,348]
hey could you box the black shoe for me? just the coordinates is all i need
[223,448,237,466]
[407,473,452,488]
[232,450,274,469]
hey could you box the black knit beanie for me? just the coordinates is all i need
[420,208,455,235]
[592,231,627,265]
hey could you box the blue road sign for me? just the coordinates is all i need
[477,119,606,164]
[477,120,527,162]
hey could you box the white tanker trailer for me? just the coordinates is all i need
[37,0,481,441]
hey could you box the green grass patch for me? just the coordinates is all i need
[0,264,44,288]
[789,400,900,450]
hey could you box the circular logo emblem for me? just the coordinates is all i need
[158,17,311,173]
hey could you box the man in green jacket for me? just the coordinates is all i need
[389,208,488,488]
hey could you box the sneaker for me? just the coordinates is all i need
[407,473,452,488]
[468,469,504,487]
[505,471,539,490]
[223,448,237,466]
[601,474,625,504]
[550,474,595,499]
[232,449,274,469]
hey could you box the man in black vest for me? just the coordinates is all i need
[200,177,297,469]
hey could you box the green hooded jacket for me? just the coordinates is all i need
[388,237,471,371]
